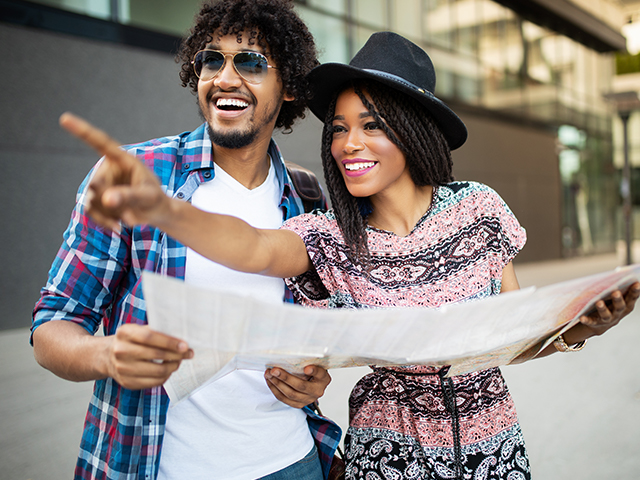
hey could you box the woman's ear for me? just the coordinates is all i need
[284,92,295,102]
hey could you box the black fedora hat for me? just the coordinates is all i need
[306,31,467,150]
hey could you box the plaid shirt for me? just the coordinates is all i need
[32,124,340,480]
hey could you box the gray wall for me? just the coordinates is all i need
[0,22,562,331]
[0,23,201,331]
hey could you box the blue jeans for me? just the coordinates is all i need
[258,445,323,480]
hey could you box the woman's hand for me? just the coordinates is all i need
[577,282,640,337]
[513,281,640,363]
[60,112,171,231]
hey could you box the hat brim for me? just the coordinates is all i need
[306,63,467,150]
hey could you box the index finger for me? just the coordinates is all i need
[268,367,310,381]
[117,324,191,354]
[59,112,131,166]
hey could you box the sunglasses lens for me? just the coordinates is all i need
[193,51,271,83]
[194,51,225,81]
[233,52,269,83]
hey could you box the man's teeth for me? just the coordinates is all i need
[345,161,376,171]
[216,98,249,109]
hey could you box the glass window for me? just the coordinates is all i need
[354,0,388,29]
[457,24,476,57]
[444,0,480,57]
[424,0,453,50]
[456,71,480,103]
[427,48,451,98]
[125,0,202,36]
[29,0,203,36]
[504,16,523,76]
[522,21,552,84]
[477,1,524,114]
[29,0,111,19]
[304,0,346,16]
[392,0,422,38]
[297,6,349,63]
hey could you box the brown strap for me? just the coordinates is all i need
[285,161,323,209]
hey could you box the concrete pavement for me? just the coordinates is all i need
[2,253,639,479]
[1,328,92,480]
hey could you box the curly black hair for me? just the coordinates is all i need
[177,0,318,131]
[321,80,454,264]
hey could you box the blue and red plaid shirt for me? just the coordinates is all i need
[32,123,341,480]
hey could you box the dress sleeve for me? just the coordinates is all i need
[486,185,526,266]
[31,159,132,343]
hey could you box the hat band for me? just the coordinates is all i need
[362,69,432,97]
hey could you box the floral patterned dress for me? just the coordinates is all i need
[282,181,530,479]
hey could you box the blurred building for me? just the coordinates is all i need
[612,1,640,260]
[0,0,634,329]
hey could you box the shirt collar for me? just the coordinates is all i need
[185,123,293,197]
[180,123,215,173]
[267,137,292,200]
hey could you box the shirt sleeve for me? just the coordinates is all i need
[31,160,132,343]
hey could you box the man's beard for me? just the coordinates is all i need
[207,125,258,149]
[199,90,283,150]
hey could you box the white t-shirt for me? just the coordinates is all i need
[157,161,314,480]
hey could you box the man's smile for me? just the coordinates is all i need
[215,98,250,111]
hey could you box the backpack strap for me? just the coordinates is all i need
[285,161,323,213]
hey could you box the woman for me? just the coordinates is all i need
[62,32,638,480]
[282,32,528,479]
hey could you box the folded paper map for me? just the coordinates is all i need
[142,265,640,404]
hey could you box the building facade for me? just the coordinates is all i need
[0,0,631,329]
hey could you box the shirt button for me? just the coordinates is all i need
[176,192,185,199]
[204,171,212,179]
[184,163,190,170]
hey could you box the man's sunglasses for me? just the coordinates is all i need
[192,50,277,84]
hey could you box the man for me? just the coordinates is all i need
[31,1,340,479]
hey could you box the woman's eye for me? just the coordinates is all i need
[364,122,381,130]
[332,125,346,134]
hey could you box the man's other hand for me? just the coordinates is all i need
[264,365,331,409]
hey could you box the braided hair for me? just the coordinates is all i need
[321,80,454,264]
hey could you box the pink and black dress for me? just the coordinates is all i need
[282,181,530,480]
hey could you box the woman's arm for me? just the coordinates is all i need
[152,200,312,278]
[531,281,640,359]
[59,112,312,279]
[503,261,640,363]
[500,262,520,293]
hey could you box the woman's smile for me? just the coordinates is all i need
[342,158,378,176]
